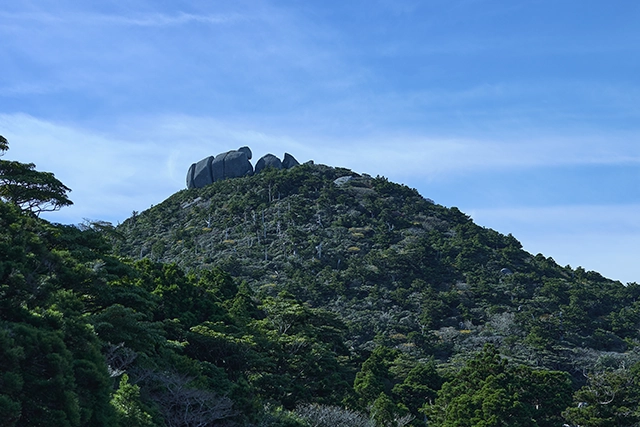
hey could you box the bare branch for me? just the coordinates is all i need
[147,371,237,427]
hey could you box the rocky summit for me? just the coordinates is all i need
[186,147,300,189]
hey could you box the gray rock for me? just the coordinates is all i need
[255,154,282,174]
[186,163,197,189]
[238,146,252,160]
[334,176,353,186]
[282,152,299,169]
[192,156,215,188]
[187,147,253,189]
[224,150,254,178]
[211,150,253,181]
[211,152,227,182]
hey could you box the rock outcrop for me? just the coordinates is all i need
[282,153,300,169]
[254,152,300,174]
[186,148,300,189]
[186,147,253,189]
[254,154,282,174]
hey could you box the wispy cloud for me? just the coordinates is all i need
[95,113,640,183]
[0,114,170,224]
[3,112,639,186]
[1,0,638,285]
[468,204,640,235]
[0,10,244,27]
[94,12,243,27]
[2,112,638,283]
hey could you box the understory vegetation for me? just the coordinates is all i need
[2,137,640,426]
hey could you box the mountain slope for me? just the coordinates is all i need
[116,163,640,369]
[4,156,640,426]
[6,136,640,426]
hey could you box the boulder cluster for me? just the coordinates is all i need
[186,147,300,189]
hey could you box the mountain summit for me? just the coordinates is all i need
[117,162,635,363]
[186,146,300,189]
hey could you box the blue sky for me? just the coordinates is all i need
[1,0,639,283]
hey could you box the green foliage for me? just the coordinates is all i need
[0,135,8,153]
[7,322,81,427]
[563,364,640,427]
[4,154,640,426]
[111,374,153,427]
[392,360,442,417]
[0,138,72,214]
[424,345,572,427]
[354,347,401,407]
[0,328,23,427]
[249,292,351,408]
[369,393,406,427]
[260,405,307,427]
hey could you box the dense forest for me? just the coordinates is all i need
[2,137,640,426]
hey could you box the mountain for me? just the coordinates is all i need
[3,151,640,427]
[116,162,638,363]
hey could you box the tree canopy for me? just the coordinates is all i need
[0,135,8,153]
[0,136,72,214]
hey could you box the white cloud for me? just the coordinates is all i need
[92,12,242,27]
[288,131,640,184]
[0,9,243,27]
[2,112,638,284]
[2,112,639,221]
[0,114,170,224]
[469,204,640,231]
[0,113,323,224]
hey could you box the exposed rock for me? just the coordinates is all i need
[255,154,282,174]
[282,153,299,169]
[191,156,214,189]
[211,150,253,181]
[186,163,196,189]
[211,152,227,182]
[226,150,254,178]
[187,147,302,188]
[181,197,203,209]
[238,146,252,160]
[186,148,253,189]
[334,176,353,186]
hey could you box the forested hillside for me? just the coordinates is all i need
[2,139,640,426]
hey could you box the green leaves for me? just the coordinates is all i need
[424,345,572,427]
[563,365,640,427]
[0,135,8,154]
[0,159,72,215]
[6,147,640,426]
[4,323,81,427]
[0,328,23,427]
[111,374,154,427]
[0,137,72,215]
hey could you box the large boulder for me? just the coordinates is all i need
[238,146,252,160]
[254,154,282,174]
[186,163,196,189]
[282,153,299,169]
[211,152,227,182]
[186,147,253,189]
[225,150,254,178]
[187,156,214,189]
[186,147,300,188]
